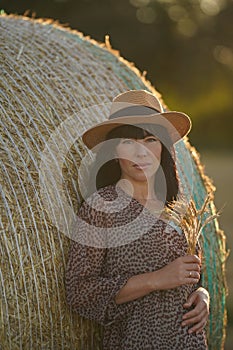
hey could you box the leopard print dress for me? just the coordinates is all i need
[65,184,208,349]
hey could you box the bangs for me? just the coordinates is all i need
[106,124,156,141]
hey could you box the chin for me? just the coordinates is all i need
[132,174,152,182]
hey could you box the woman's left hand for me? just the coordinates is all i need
[182,287,210,334]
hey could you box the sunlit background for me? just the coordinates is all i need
[1,0,233,348]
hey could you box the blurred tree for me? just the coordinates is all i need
[1,0,233,149]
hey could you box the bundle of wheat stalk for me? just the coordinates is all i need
[165,193,220,255]
[0,13,227,349]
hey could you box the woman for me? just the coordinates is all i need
[65,90,209,349]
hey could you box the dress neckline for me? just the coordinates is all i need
[112,184,182,234]
[115,183,164,219]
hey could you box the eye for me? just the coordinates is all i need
[145,136,159,143]
[121,138,135,144]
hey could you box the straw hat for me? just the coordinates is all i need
[82,90,192,149]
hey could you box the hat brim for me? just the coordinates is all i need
[82,111,191,150]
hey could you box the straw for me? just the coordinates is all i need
[165,194,221,255]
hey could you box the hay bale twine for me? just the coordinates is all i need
[0,13,227,349]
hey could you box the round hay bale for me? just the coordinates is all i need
[0,13,227,349]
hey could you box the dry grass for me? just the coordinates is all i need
[165,194,220,254]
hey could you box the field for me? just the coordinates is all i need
[201,151,233,349]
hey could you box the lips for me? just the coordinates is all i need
[133,163,152,170]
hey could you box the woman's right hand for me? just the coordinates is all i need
[150,255,201,291]
[115,255,201,304]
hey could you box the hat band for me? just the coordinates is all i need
[109,105,160,120]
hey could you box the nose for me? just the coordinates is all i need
[135,141,148,157]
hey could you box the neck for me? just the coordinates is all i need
[117,176,157,201]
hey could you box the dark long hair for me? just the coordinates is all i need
[87,124,179,204]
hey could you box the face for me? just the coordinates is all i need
[115,135,162,184]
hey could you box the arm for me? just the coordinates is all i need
[65,199,135,326]
[115,254,201,304]
[65,239,134,326]
[114,251,209,334]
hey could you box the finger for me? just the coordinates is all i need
[182,307,202,320]
[186,264,201,272]
[183,304,203,320]
[186,271,200,279]
[183,301,197,312]
[183,300,209,322]
[183,293,197,309]
[183,309,200,320]
[188,318,207,334]
[185,277,200,285]
[182,309,206,326]
[182,255,201,264]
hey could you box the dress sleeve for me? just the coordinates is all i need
[65,240,133,326]
[65,199,134,326]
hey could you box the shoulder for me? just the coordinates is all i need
[78,185,118,219]
[84,184,118,206]
[96,184,118,201]
[70,186,118,247]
